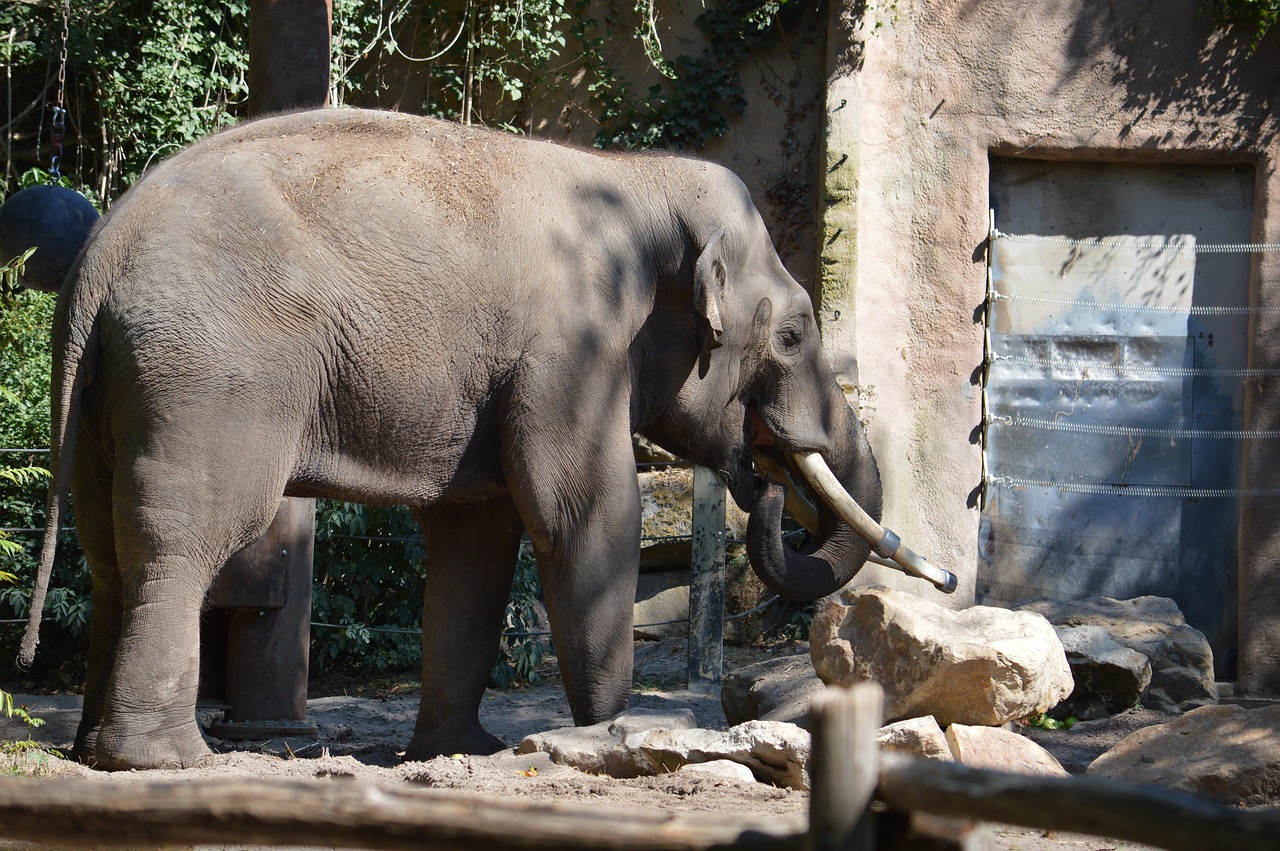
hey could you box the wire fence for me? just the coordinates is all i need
[0,460,793,640]
[978,218,1280,641]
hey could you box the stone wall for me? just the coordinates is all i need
[821,0,1280,695]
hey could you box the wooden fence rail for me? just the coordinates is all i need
[1,684,1276,851]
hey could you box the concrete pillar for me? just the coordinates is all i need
[1237,155,1280,699]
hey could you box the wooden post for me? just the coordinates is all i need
[687,465,726,693]
[200,0,332,735]
[248,0,333,114]
[808,684,883,851]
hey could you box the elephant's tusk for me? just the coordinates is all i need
[790,450,958,594]
[753,453,821,532]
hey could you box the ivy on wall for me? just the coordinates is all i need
[1206,0,1280,51]
[577,0,802,150]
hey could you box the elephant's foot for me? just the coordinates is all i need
[404,724,507,762]
[78,721,212,771]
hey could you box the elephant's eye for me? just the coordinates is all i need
[777,325,803,352]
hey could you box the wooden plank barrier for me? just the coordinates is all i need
[0,776,806,851]
[876,752,1280,851]
[2,684,1278,851]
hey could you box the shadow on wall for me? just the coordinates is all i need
[1059,0,1280,150]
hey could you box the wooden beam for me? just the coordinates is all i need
[0,776,806,851]
[877,752,1280,851]
[687,465,727,694]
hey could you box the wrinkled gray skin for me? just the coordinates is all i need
[30,109,881,770]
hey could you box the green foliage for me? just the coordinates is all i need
[330,0,572,130]
[1028,712,1079,731]
[312,501,426,673]
[1207,0,1280,52]
[777,604,814,642]
[0,256,88,682]
[1,1,813,201]
[490,552,547,687]
[578,0,804,150]
[311,500,547,686]
[1,571,62,775]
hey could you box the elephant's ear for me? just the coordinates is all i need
[695,226,727,352]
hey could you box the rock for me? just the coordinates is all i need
[637,468,749,569]
[634,468,772,643]
[721,653,824,727]
[633,570,690,640]
[876,716,952,761]
[811,586,1074,727]
[1054,625,1152,719]
[640,720,811,790]
[676,759,758,783]
[944,724,1069,777]
[517,709,696,779]
[1087,703,1280,806]
[1016,596,1216,712]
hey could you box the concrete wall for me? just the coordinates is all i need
[823,0,1280,694]
[525,2,830,288]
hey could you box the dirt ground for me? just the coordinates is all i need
[1,638,1170,851]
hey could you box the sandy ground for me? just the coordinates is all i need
[1,639,1170,851]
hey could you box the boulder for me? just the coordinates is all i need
[640,720,811,790]
[876,716,952,761]
[811,586,1074,727]
[676,759,758,783]
[721,653,824,727]
[637,467,749,570]
[516,709,696,779]
[633,570,690,640]
[944,724,1069,777]
[634,468,772,643]
[1055,625,1153,719]
[1016,596,1216,712]
[1087,704,1280,806]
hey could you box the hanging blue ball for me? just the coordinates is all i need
[0,184,100,292]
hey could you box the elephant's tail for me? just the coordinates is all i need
[18,271,102,668]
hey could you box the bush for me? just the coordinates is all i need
[0,260,89,687]
[311,499,547,686]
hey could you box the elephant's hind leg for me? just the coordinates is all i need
[69,446,122,763]
[90,451,286,770]
[406,499,523,761]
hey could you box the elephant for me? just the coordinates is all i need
[19,108,883,770]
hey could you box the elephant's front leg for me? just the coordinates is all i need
[406,499,523,761]
[508,426,642,728]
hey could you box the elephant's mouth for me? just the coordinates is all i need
[742,403,957,596]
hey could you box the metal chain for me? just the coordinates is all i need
[48,0,70,181]
[993,228,1280,254]
[987,351,1280,379]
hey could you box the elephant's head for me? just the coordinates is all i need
[642,176,883,601]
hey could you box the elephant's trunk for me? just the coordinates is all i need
[745,406,882,601]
